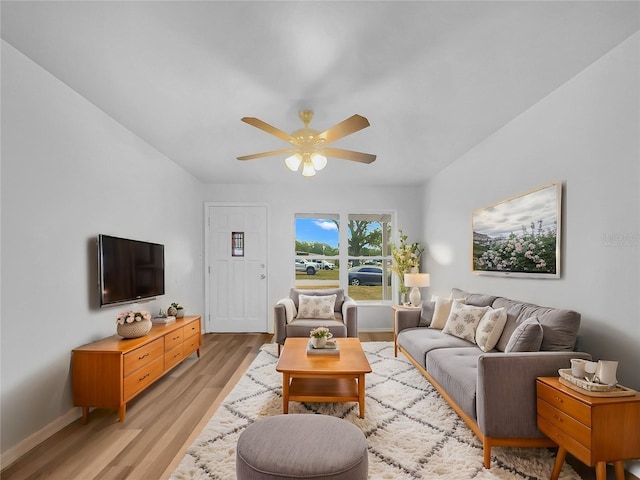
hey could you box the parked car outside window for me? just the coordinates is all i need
[295,259,320,275]
[348,266,390,286]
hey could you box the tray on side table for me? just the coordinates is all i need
[558,369,636,397]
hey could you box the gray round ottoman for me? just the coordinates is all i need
[236,414,368,480]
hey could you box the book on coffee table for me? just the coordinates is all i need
[306,339,340,355]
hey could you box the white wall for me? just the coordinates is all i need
[202,183,423,332]
[0,41,204,457]
[422,33,640,389]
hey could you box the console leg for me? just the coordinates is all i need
[82,407,89,425]
[613,461,625,480]
[118,404,126,423]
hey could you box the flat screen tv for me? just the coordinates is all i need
[98,234,165,307]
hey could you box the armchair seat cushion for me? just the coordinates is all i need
[285,318,347,339]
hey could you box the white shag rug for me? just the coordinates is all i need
[170,342,580,479]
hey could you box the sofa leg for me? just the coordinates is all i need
[483,438,491,468]
[277,343,281,356]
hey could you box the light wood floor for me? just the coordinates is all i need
[1,332,636,480]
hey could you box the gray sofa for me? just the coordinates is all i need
[274,288,358,354]
[395,288,591,468]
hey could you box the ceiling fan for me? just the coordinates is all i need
[237,110,376,177]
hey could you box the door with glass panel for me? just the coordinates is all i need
[207,205,267,332]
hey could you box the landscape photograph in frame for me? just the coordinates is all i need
[472,182,561,278]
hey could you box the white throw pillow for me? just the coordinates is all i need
[442,300,489,342]
[475,307,507,352]
[296,294,337,320]
[277,298,298,324]
[429,296,466,329]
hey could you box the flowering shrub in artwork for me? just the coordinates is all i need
[473,225,557,274]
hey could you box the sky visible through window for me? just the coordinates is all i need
[296,218,338,248]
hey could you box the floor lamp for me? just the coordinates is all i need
[404,273,430,307]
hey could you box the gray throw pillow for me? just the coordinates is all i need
[418,301,435,327]
[505,316,543,352]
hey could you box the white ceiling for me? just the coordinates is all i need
[2,1,638,186]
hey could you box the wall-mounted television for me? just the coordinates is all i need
[98,234,165,307]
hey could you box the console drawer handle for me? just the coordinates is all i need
[138,353,149,360]
[139,373,150,382]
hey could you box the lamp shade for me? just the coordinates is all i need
[404,273,430,288]
[284,154,302,171]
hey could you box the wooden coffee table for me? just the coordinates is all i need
[276,338,372,418]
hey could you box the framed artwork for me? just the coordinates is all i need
[472,182,562,278]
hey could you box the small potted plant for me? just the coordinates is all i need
[170,302,184,318]
[116,310,152,338]
[309,326,332,349]
[168,302,184,318]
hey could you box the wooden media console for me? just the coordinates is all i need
[72,315,201,423]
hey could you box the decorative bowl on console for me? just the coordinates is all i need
[116,310,152,339]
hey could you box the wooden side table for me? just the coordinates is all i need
[536,376,640,480]
[392,305,420,357]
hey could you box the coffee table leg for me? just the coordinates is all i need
[282,372,290,414]
[358,374,365,418]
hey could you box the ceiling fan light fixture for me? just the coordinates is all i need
[310,153,327,171]
[284,154,302,171]
[301,161,316,177]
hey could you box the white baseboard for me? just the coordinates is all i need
[1,407,81,468]
[359,328,393,333]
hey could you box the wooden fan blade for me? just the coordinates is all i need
[315,114,370,144]
[322,147,376,164]
[241,117,296,144]
[237,149,293,161]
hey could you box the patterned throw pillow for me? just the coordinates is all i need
[429,296,466,329]
[475,307,508,352]
[442,300,489,343]
[296,294,337,320]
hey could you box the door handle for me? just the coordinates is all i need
[260,274,266,279]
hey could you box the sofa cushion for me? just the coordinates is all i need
[493,297,580,351]
[290,288,345,312]
[426,347,482,420]
[418,301,435,327]
[505,317,543,352]
[451,288,497,307]
[397,327,473,369]
[442,301,489,343]
[475,307,507,352]
[296,294,337,320]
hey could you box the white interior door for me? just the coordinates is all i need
[207,205,267,332]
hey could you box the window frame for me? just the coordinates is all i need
[294,211,396,305]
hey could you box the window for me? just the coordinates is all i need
[294,214,340,289]
[294,212,393,302]
[347,214,392,301]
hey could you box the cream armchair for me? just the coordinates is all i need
[274,288,358,354]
